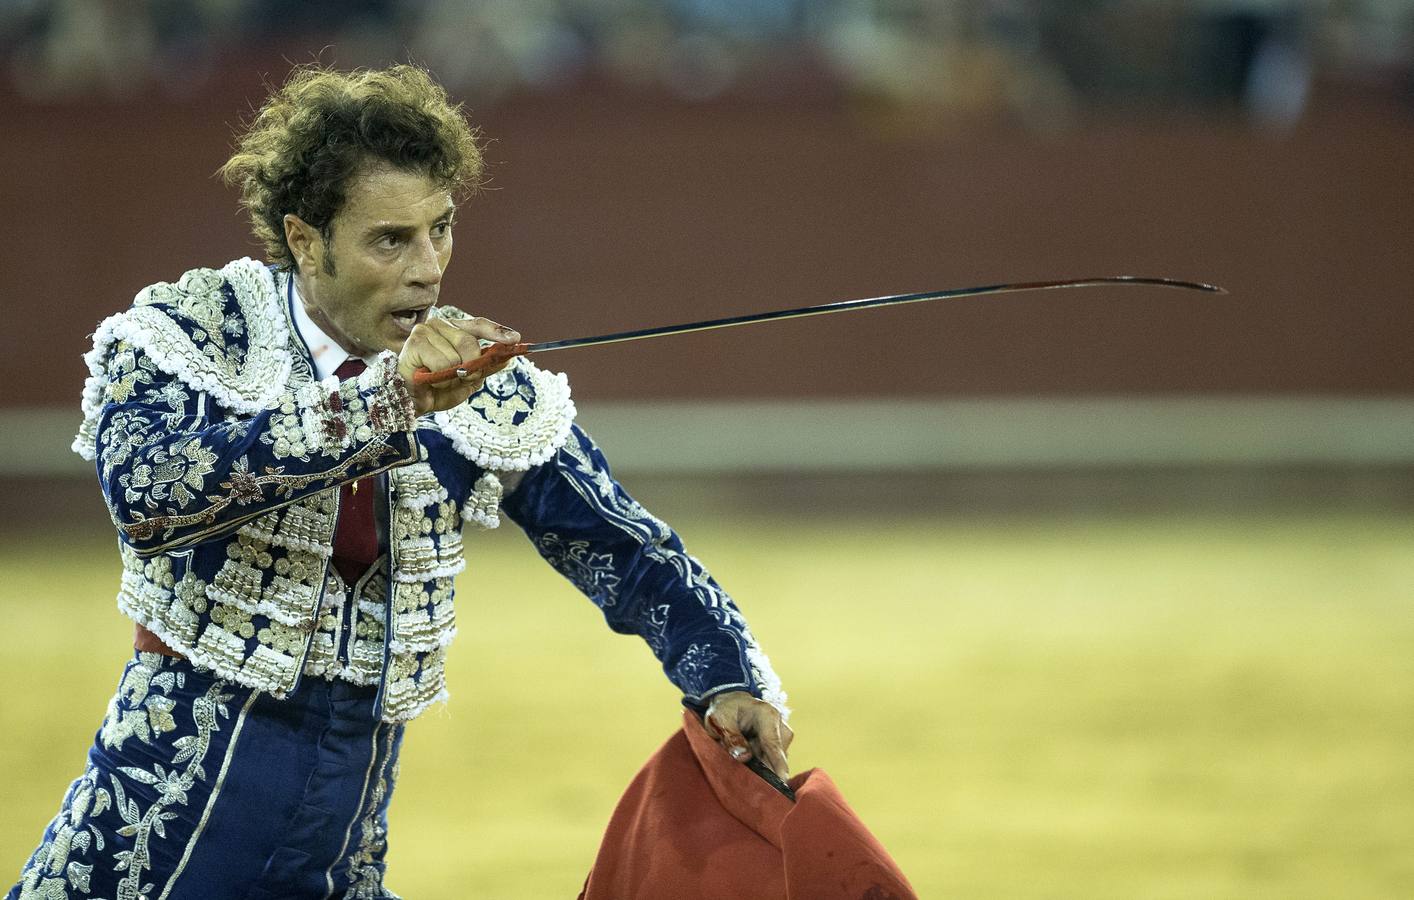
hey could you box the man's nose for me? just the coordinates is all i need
[407,236,443,287]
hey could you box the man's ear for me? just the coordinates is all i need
[283,213,321,273]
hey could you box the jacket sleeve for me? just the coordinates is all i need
[92,339,419,556]
[500,424,787,713]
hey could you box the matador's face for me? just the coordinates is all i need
[287,164,457,358]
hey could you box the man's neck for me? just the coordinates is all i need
[290,273,375,380]
[294,272,358,355]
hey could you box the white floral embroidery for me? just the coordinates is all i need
[533,533,621,605]
[428,308,575,472]
[119,437,220,511]
[559,436,671,547]
[101,409,156,479]
[75,258,293,461]
[12,655,238,900]
[344,727,401,898]
[555,430,789,716]
[100,658,185,751]
[154,379,190,411]
[105,677,234,900]
[642,603,671,656]
[672,643,720,697]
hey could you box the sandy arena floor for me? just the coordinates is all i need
[2,511,1411,898]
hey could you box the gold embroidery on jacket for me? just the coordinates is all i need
[82,269,582,723]
[120,438,403,545]
[120,438,221,512]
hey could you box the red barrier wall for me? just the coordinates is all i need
[3,72,1410,405]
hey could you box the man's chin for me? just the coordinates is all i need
[373,326,409,356]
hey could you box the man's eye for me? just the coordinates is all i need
[433,222,452,238]
[378,233,402,249]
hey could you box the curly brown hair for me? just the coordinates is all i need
[220,64,483,273]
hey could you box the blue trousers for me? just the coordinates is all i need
[8,652,404,899]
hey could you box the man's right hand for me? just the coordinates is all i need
[397,316,521,416]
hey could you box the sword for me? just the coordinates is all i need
[412,275,1225,385]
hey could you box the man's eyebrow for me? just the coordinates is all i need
[361,206,458,237]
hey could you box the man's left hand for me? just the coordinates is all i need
[704,691,793,782]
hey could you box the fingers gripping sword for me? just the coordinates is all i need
[412,276,1225,386]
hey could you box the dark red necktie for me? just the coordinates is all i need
[331,358,379,586]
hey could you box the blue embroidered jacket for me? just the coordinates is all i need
[73,258,785,722]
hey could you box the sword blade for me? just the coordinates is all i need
[523,276,1224,355]
[413,275,1225,385]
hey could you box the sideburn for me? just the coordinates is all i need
[319,223,338,276]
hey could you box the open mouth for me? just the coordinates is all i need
[390,306,430,334]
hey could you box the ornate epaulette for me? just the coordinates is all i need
[428,306,577,474]
[74,258,292,461]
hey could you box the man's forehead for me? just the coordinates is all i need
[340,166,455,225]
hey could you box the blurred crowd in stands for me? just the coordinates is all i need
[1,0,1410,126]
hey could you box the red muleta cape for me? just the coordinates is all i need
[580,710,918,900]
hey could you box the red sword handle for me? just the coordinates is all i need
[411,341,531,386]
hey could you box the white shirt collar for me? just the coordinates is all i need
[289,277,378,381]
